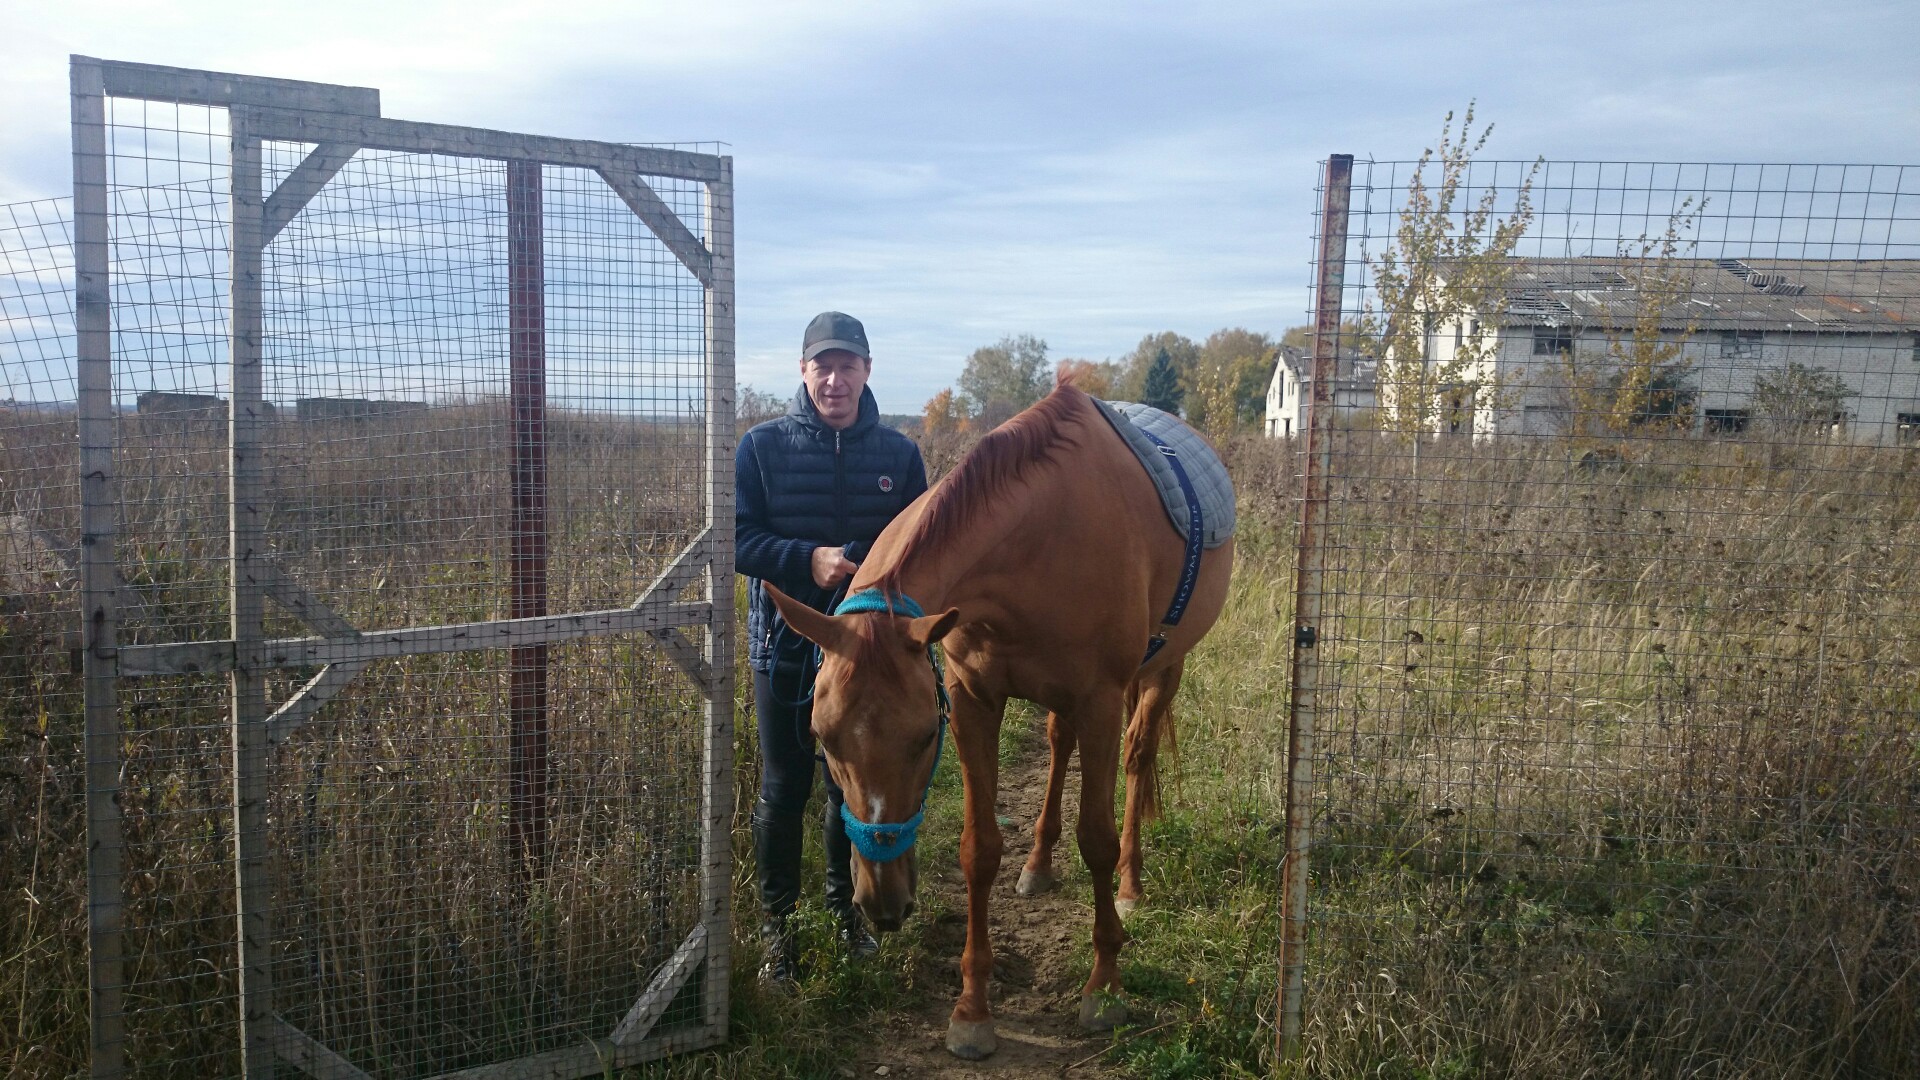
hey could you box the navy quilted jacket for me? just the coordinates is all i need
[736,384,928,673]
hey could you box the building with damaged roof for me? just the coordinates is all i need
[1400,257,1920,442]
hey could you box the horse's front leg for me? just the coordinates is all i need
[1017,710,1073,897]
[1073,688,1131,1031]
[946,685,1004,1061]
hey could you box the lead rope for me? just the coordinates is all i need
[765,580,849,723]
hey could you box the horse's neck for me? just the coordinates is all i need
[883,465,1051,611]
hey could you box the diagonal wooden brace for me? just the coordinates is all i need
[265,661,368,746]
[261,142,359,244]
[259,560,363,641]
[635,528,714,610]
[272,1015,372,1080]
[647,627,715,694]
[595,167,714,287]
[610,924,708,1047]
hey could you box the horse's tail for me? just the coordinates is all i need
[1125,659,1183,822]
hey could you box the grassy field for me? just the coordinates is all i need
[5,410,1917,1078]
[1113,432,1917,1079]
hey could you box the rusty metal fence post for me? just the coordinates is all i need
[506,159,551,880]
[1278,153,1353,1064]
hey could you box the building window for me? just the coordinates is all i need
[1704,408,1751,435]
[1898,413,1920,443]
[1533,326,1574,356]
[1718,330,1763,358]
[1522,405,1570,437]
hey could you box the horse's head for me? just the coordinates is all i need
[764,583,958,932]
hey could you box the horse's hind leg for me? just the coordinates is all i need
[1118,658,1182,918]
[1017,710,1074,897]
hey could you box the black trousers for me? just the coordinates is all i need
[752,666,853,917]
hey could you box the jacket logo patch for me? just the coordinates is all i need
[878,475,894,492]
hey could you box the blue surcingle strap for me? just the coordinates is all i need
[1140,429,1205,665]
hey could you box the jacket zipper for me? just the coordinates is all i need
[833,430,848,539]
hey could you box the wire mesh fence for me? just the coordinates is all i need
[3,58,734,1079]
[1287,158,1920,1076]
[2,196,89,1079]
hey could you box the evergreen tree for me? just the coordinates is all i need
[1140,347,1185,414]
[1115,331,1200,400]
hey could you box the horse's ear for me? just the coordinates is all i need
[763,582,850,653]
[905,608,960,650]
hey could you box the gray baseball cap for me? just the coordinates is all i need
[802,311,871,361]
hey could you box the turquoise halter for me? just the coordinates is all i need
[830,588,950,863]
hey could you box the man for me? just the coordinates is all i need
[736,310,929,988]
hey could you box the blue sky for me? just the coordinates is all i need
[4,0,1915,414]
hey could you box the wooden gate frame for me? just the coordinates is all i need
[72,56,737,1080]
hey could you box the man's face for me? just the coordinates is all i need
[801,349,871,430]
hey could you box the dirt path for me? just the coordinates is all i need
[848,737,1125,1079]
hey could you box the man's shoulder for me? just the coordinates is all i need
[742,414,808,449]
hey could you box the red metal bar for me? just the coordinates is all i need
[1279,153,1354,1064]
[506,159,550,877]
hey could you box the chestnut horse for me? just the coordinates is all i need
[765,381,1234,1060]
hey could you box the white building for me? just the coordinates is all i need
[1264,345,1378,438]
[1404,258,1920,442]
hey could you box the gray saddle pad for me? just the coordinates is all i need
[1090,398,1235,549]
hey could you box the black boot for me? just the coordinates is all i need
[758,914,800,993]
[823,790,879,960]
[752,799,805,989]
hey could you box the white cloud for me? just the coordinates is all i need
[5,0,1914,414]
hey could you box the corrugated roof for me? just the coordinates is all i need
[1277,344,1376,385]
[1490,257,1919,333]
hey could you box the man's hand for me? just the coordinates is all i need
[811,545,859,589]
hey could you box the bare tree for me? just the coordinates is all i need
[958,334,1050,429]
[1369,104,1539,457]
[1552,203,1704,455]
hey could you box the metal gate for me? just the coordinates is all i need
[70,57,735,1079]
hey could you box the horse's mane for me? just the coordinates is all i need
[872,381,1090,592]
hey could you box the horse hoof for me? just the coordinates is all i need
[1079,994,1129,1032]
[946,1018,998,1060]
[1114,896,1140,919]
[1016,868,1057,897]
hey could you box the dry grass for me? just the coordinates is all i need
[2,405,717,1077]
[1137,431,1920,1078]
[6,409,1918,1078]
